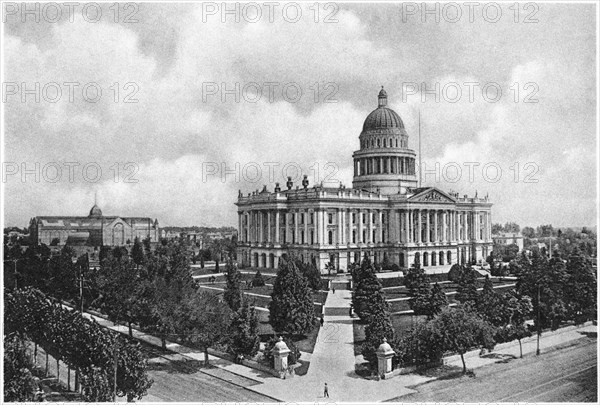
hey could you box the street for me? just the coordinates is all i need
[393,332,597,403]
[138,343,277,402]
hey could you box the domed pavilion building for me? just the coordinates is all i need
[29,202,160,248]
[236,89,492,273]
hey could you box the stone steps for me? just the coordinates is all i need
[324,307,351,316]
[330,280,351,290]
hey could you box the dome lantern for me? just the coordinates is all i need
[378,86,388,108]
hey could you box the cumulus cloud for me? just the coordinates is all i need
[3,3,596,228]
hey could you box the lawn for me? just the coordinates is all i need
[256,310,320,354]
[353,314,426,355]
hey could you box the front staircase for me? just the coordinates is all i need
[330,278,352,291]
[324,277,353,316]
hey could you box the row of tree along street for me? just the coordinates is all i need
[352,247,596,375]
[4,237,324,400]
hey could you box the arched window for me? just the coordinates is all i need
[377,138,381,147]
[447,250,452,264]
[396,139,399,147]
[328,231,333,245]
[383,139,387,147]
[423,252,429,266]
[432,252,437,266]
[112,223,125,246]
[310,230,314,244]
[439,251,445,265]
[389,138,393,147]
[372,230,376,243]
[414,252,421,266]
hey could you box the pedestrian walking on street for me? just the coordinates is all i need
[324,382,329,398]
[332,287,335,294]
[320,316,324,327]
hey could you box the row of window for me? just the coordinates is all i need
[360,136,407,149]
[355,156,416,176]
[243,211,387,226]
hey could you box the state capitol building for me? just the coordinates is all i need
[236,88,493,274]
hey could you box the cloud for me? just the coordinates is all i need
[2,3,596,228]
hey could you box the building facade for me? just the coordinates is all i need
[236,89,493,274]
[29,203,160,247]
[492,232,524,251]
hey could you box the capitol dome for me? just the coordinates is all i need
[362,87,405,132]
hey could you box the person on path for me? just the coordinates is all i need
[320,316,324,327]
[332,287,335,294]
[324,382,329,398]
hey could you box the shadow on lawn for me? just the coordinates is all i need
[147,358,207,374]
[417,364,471,380]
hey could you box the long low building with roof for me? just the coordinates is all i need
[29,203,160,247]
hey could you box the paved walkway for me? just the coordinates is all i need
[250,289,425,402]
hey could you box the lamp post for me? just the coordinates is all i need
[113,338,120,401]
[5,258,25,289]
[536,283,541,355]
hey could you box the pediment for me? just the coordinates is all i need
[409,188,456,203]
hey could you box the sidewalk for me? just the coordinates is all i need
[442,322,597,371]
[79,312,278,395]
[80,303,596,403]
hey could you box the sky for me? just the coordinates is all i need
[2,2,597,229]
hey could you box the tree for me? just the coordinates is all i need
[132,237,145,267]
[517,250,568,332]
[46,248,79,303]
[297,259,321,290]
[428,283,449,318]
[476,276,503,327]
[503,222,521,233]
[269,258,316,336]
[361,292,395,369]
[496,291,533,358]
[433,306,495,373]
[522,226,536,239]
[4,335,36,402]
[180,290,232,365]
[404,263,434,318]
[352,258,384,321]
[5,287,153,401]
[447,263,463,283]
[252,270,265,287]
[229,302,260,357]
[564,249,597,323]
[455,266,479,305]
[92,257,141,337]
[491,223,504,235]
[396,319,444,368]
[224,262,243,311]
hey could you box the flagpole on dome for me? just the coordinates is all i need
[418,109,422,188]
